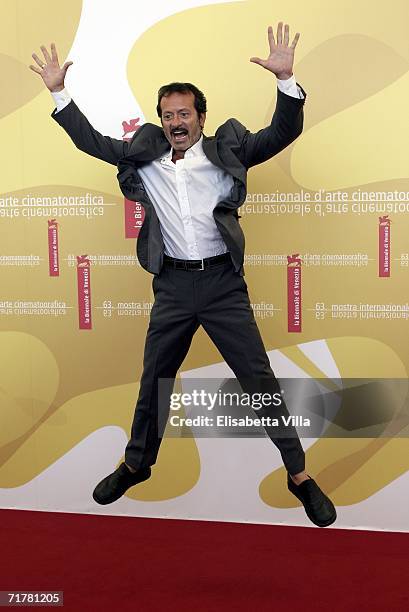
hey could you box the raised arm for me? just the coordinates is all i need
[29,43,128,165]
[239,22,304,168]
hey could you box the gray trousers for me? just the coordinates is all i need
[125,258,305,475]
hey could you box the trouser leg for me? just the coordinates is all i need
[197,263,305,475]
[125,268,199,470]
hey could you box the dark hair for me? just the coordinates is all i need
[156,82,207,118]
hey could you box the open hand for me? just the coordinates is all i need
[29,43,73,92]
[250,22,300,80]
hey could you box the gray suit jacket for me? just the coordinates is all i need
[52,86,306,276]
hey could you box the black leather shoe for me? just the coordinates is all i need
[288,475,337,527]
[93,463,151,505]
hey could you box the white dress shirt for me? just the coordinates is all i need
[137,137,233,259]
[52,77,303,259]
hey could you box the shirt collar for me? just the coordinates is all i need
[162,134,205,161]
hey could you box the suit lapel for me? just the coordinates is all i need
[125,124,170,164]
[203,136,246,186]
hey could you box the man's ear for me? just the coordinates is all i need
[199,112,206,129]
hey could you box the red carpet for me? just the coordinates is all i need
[0,509,408,611]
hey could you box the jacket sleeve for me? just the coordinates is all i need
[234,85,306,169]
[51,99,129,165]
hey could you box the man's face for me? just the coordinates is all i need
[160,91,206,152]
